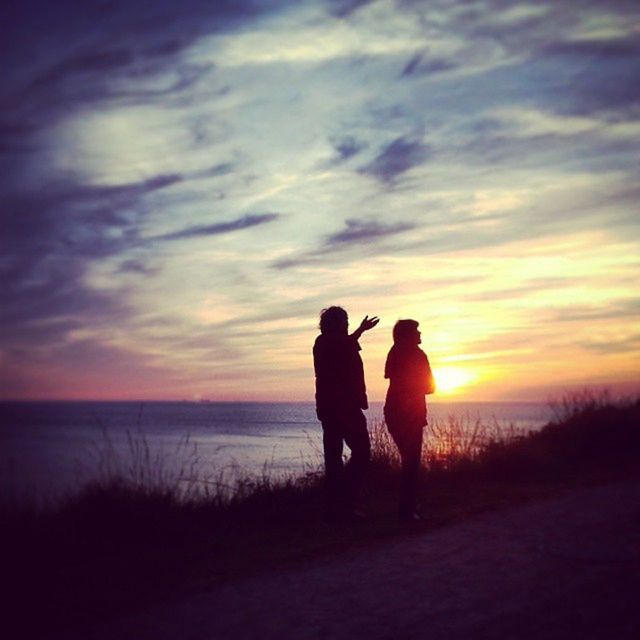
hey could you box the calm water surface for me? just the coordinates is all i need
[0,401,553,503]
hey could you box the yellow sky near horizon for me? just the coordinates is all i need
[2,0,639,402]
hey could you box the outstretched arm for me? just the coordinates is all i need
[350,315,380,341]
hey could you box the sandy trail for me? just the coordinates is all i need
[51,480,640,640]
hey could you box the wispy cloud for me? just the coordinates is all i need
[151,213,280,242]
[273,218,416,269]
[326,0,375,19]
[359,137,431,183]
[401,52,458,77]
[2,0,639,399]
[578,334,640,355]
[327,218,416,246]
[329,135,368,162]
[552,299,640,323]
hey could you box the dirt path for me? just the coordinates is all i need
[51,480,640,640]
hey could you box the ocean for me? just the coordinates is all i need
[0,401,554,504]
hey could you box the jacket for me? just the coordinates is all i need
[313,333,368,420]
[384,344,433,429]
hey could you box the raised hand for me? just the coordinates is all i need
[357,315,380,333]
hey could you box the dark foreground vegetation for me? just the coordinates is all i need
[3,393,639,638]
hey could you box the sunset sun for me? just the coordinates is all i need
[433,366,475,396]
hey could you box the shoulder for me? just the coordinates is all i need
[314,334,355,355]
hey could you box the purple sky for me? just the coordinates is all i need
[1,0,639,401]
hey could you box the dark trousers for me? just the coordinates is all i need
[389,425,423,516]
[321,408,370,516]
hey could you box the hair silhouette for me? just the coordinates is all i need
[392,319,419,344]
[319,306,348,334]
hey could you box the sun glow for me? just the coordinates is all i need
[433,366,475,396]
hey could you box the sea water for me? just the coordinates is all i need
[0,401,553,503]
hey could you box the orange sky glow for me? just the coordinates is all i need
[2,1,639,402]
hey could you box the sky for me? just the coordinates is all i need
[1,0,639,402]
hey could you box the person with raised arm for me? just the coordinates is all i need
[313,307,379,522]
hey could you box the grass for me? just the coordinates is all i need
[2,392,639,637]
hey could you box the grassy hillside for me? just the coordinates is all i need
[3,394,638,637]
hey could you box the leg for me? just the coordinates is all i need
[342,409,371,510]
[322,419,344,518]
[391,425,423,518]
[400,428,423,517]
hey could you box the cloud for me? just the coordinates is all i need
[2,0,277,139]
[326,0,376,18]
[463,278,578,303]
[1,172,184,267]
[552,299,640,323]
[329,136,368,162]
[273,218,416,268]
[151,213,280,242]
[2,0,640,399]
[578,334,640,355]
[326,218,416,246]
[359,137,431,183]
[541,36,640,60]
[537,36,640,117]
[118,259,159,276]
[192,163,236,179]
[0,162,276,356]
[29,49,136,87]
[1,254,130,348]
[401,52,458,77]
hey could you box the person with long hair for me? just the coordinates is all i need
[384,319,435,522]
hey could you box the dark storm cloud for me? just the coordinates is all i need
[359,137,431,183]
[151,213,280,242]
[273,218,416,269]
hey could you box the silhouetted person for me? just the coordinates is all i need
[384,319,435,522]
[313,306,379,522]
